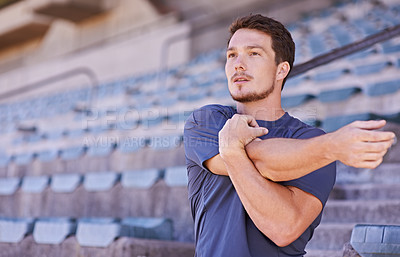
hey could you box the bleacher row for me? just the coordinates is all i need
[0,0,400,255]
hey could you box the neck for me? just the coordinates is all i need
[236,94,285,121]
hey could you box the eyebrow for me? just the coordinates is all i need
[227,45,267,52]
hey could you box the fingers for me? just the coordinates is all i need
[351,120,386,130]
[358,129,396,143]
[250,127,269,139]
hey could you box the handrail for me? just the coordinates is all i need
[289,24,400,78]
[0,67,99,108]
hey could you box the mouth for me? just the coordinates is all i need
[232,75,251,84]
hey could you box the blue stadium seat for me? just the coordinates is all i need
[0,217,34,243]
[141,116,165,129]
[281,94,315,108]
[60,146,86,160]
[322,113,381,132]
[83,172,120,192]
[37,149,59,162]
[76,218,125,247]
[353,61,389,75]
[308,34,327,56]
[167,111,192,124]
[117,138,144,153]
[121,169,161,189]
[313,69,346,82]
[0,177,21,195]
[66,128,86,138]
[164,166,188,187]
[148,134,182,150]
[285,75,307,88]
[14,152,34,165]
[21,175,50,193]
[211,86,231,99]
[318,86,361,103]
[121,217,173,240]
[87,143,116,157]
[382,42,400,54]
[51,173,82,193]
[351,224,400,256]
[0,154,11,168]
[329,25,353,46]
[33,217,77,244]
[366,79,400,96]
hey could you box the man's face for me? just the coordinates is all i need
[225,28,278,103]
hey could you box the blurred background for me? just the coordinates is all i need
[0,0,399,256]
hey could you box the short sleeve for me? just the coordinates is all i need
[184,105,234,171]
[280,128,337,207]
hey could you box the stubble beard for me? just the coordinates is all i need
[230,81,275,103]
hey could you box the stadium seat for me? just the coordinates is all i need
[0,154,11,168]
[148,134,182,151]
[0,177,21,195]
[21,175,50,193]
[121,169,161,189]
[33,217,77,244]
[76,218,125,247]
[164,166,188,187]
[350,224,400,256]
[121,217,173,240]
[382,42,400,54]
[365,79,400,97]
[14,152,35,166]
[353,61,390,75]
[51,173,82,193]
[318,87,361,103]
[313,68,347,82]
[0,217,34,243]
[60,146,86,160]
[83,172,120,192]
[117,138,144,153]
[322,113,382,132]
[87,143,116,157]
[37,149,59,163]
[281,94,315,108]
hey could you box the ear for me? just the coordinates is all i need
[276,61,290,81]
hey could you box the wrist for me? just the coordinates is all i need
[321,132,338,162]
[219,146,247,161]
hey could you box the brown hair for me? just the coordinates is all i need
[228,14,295,89]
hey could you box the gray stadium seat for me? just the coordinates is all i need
[0,177,21,195]
[0,217,34,243]
[164,166,188,187]
[83,172,120,192]
[318,87,361,103]
[76,218,125,247]
[33,217,77,244]
[21,175,50,193]
[350,224,400,256]
[51,173,82,193]
[121,169,161,189]
[121,217,173,240]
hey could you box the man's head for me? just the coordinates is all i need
[226,14,295,95]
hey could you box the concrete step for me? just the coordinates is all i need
[306,223,355,251]
[305,249,343,257]
[330,183,400,200]
[322,199,400,224]
[336,162,400,184]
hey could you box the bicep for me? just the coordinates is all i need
[204,154,228,176]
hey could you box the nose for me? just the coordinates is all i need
[234,55,246,71]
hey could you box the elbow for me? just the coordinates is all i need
[253,159,284,182]
[261,222,303,247]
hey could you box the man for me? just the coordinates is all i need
[183,14,395,257]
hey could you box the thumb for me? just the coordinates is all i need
[352,120,386,130]
[250,127,268,139]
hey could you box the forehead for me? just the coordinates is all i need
[228,28,273,50]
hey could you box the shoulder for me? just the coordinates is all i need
[185,104,235,129]
[285,114,325,139]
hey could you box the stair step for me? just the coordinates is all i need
[336,162,400,184]
[330,183,400,200]
[305,249,343,257]
[322,199,400,223]
[307,223,355,251]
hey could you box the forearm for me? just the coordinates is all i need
[221,149,320,247]
[246,133,335,181]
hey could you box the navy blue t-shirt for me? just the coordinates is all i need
[183,104,336,257]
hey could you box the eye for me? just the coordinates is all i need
[250,52,260,56]
[227,52,236,58]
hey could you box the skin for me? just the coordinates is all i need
[204,28,396,246]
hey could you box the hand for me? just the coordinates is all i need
[328,120,396,169]
[219,114,268,158]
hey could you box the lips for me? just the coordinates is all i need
[232,74,252,83]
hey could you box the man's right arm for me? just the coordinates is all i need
[205,119,395,181]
